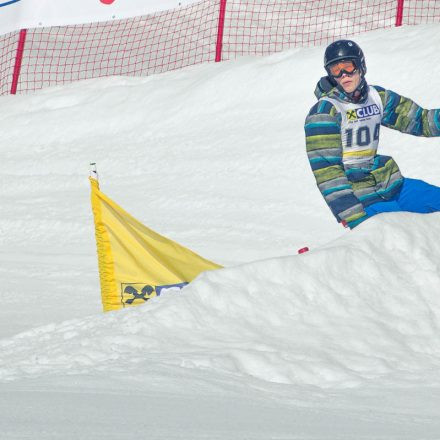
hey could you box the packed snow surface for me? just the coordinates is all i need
[0,24,439,439]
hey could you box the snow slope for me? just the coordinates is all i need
[0,24,439,439]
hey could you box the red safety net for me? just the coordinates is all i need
[402,0,440,24]
[16,2,219,93]
[221,0,398,59]
[1,0,439,95]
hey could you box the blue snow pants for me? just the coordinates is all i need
[365,178,440,218]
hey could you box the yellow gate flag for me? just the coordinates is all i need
[90,176,222,312]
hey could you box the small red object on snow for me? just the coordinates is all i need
[100,0,115,4]
[297,247,309,254]
[341,220,348,228]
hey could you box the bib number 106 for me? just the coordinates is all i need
[345,123,380,147]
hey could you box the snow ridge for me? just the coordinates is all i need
[1,213,439,390]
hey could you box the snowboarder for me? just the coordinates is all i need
[305,39,440,229]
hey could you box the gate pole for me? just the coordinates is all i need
[215,0,227,62]
[395,0,405,26]
[11,29,27,95]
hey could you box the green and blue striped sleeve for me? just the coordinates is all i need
[305,100,366,224]
[374,86,440,137]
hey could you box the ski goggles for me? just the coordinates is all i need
[327,60,357,78]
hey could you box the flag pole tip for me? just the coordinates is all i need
[89,162,98,180]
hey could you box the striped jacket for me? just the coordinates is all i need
[305,79,440,225]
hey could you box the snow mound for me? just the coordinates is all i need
[1,212,439,389]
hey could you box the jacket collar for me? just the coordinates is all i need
[314,76,369,104]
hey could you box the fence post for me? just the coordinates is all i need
[11,29,27,95]
[215,0,227,62]
[395,0,405,26]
